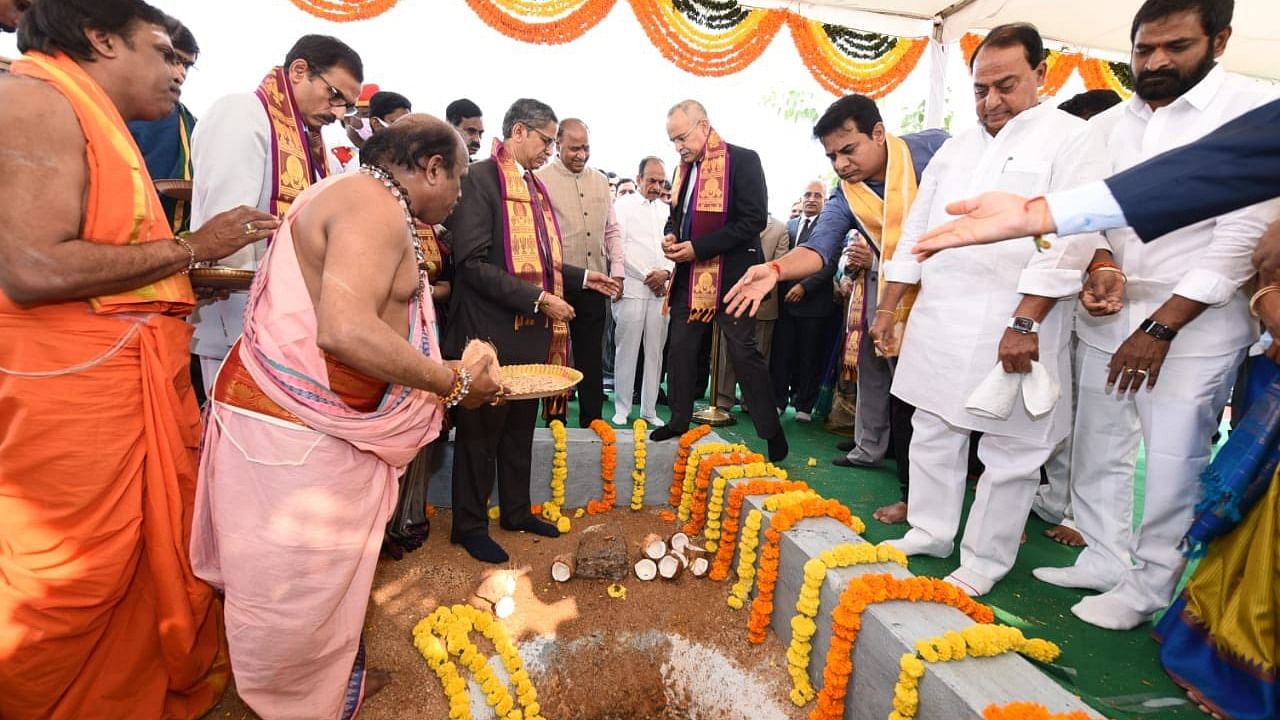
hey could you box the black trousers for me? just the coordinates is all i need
[666,306,780,441]
[888,394,915,502]
[450,398,539,540]
[770,311,831,413]
[565,284,606,426]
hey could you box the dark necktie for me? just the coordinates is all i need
[796,217,812,248]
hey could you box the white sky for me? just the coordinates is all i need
[0,0,1098,218]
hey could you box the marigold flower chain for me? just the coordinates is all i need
[785,544,908,707]
[542,421,569,530]
[676,442,749,521]
[682,452,763,536]
[727,493,815,610]
[701,461,787,551]
[983,702,1102,720]
[888,625,1061,720]
[587,419,617,514]
[748,498,866,645]
[708,478,810,582]
[670,425,712,505]
[630,419,648,510]
[808,574,995,720]
[412,604,547,720]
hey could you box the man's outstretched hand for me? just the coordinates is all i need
[724,264,778,318]
[912,192,1053,261]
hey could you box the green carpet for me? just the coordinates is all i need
[586,392,1201,720]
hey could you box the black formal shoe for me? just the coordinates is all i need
[650,426,683,442]
[454,533,509,564]
[836,438,856,452]
[767,431,789,463]
[501,516,560,538]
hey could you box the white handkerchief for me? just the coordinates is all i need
[965,362,1060,420]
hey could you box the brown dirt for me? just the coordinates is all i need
[205,507,806,720]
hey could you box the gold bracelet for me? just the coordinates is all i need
[1090,266,1127,283]
[173,234,197,274]
[1249,285,1280,318]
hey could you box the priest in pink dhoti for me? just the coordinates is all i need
[190,115,502,720]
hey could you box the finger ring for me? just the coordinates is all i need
[243,222,255,236]
[1124,367,1136,374]
[1135,368,1149,377]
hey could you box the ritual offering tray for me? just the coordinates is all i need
[500,364,583,400]
[189,267,254,291]
[154,178,193,202]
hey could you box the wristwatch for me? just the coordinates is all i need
[1140,317,1178,341]
[1007,316,1040,334]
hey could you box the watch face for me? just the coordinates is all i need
[1012,317,1034,332]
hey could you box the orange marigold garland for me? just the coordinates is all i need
[628,0,786,77]
[466,0,617,45]
[984,702,1102,720]
[682,451,764,536]
[747,498,866,645]
[709,478,810,582]
[676,442,749,521]
[587,419,617,514]
[705,461,789,550]
[727,493,817,610]
[289,0,400,21]
[670,424,712,505]
[787,15,928,99]
[808,574,995,720]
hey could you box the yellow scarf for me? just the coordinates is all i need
[841,133,918,373]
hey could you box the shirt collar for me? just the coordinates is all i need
[982,100,1048,140]
[1128,64,1226,119]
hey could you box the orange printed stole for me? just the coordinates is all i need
[840,133,918,375]
[492,140,571,411]
[670,128,730,323]
[10,52,194,315]
[255,67,326,218]
[414,222,445,284]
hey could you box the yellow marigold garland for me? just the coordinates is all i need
[709,478,810,581]
[808,574,995,720]
[727,492,814,610]
[542,420,569,531]
[784,543,908,707]
[630,418,648,510]
[412,604,547,720]
[702,461,787,551]
[889,625,1061,720]
[984,702,1102,720]
[670,425,712,505]
[676,441,749,521]
[787,15,929,99]
[465,0,616,45]
[748,498,866,645]
[629,0,786,76]
[683,451,764,536]
[587,419,617,514]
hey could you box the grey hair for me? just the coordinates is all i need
[667,99,708,122]
[502,98,558,139]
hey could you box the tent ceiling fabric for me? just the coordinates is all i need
[743,0,1279,79]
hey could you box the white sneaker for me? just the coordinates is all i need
[795,411,812,423]
[642,415,665,428]
[611,414,629,426]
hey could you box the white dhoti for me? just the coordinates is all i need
[612,296,667,422]
[1064,343,1242,615]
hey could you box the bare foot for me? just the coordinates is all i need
[1044,525,1087,547]
[1021,531,1027,544]
[873,501,907,524]
[364,669,393,701]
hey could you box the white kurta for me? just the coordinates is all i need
[884,102,1101,444]
[188,93,273,369]
[612,192,673,421]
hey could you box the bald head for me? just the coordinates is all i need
[668,99,708,123]
[800,180,825,217]
[556,117,592,174]
[556,118,588,140]
[360,112,467,177]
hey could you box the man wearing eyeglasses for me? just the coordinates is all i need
[189,34,364,395]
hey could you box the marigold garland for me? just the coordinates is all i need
[787,15,928,99]
[587,419,617,514]
[542,420,568,525]
[682,452,764,536]
[709,478,810,581]
[670,425,713,505]
[888,625,1061,720]
[747,498,866,644]
[465,0,617,45]
[808,574,995,720]
[726,492,815,610]
[784,544,909,707]
[676,441,749,521]
[983,702,1102,720]
[289,0,400,22]
[704,461,788,551]
[411,604,547,720]
[630,418,648,510]
[629,0,786,77]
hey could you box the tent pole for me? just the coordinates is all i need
[924,22,946,129]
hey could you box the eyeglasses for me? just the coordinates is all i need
[313,72,358,116]
[528,125,557,151]
[670,121,704,147]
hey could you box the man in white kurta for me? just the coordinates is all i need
[612,157,673,426]
[1033,20,1280,629]
[189,36,363,394]
[872,27,1099,596]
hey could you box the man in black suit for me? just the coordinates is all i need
[653,100,787,461]
[444,98,620,563]
[771,180,837,421]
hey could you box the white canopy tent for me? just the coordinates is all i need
[745,0,1279,124]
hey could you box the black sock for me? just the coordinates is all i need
[455,533,509,564]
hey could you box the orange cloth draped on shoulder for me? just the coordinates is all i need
[0,52,226,720]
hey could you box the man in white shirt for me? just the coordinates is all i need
[613,156,673,425]
[870,24,1099,597]
[189,35,363,394]
[1031,0,1279,630]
